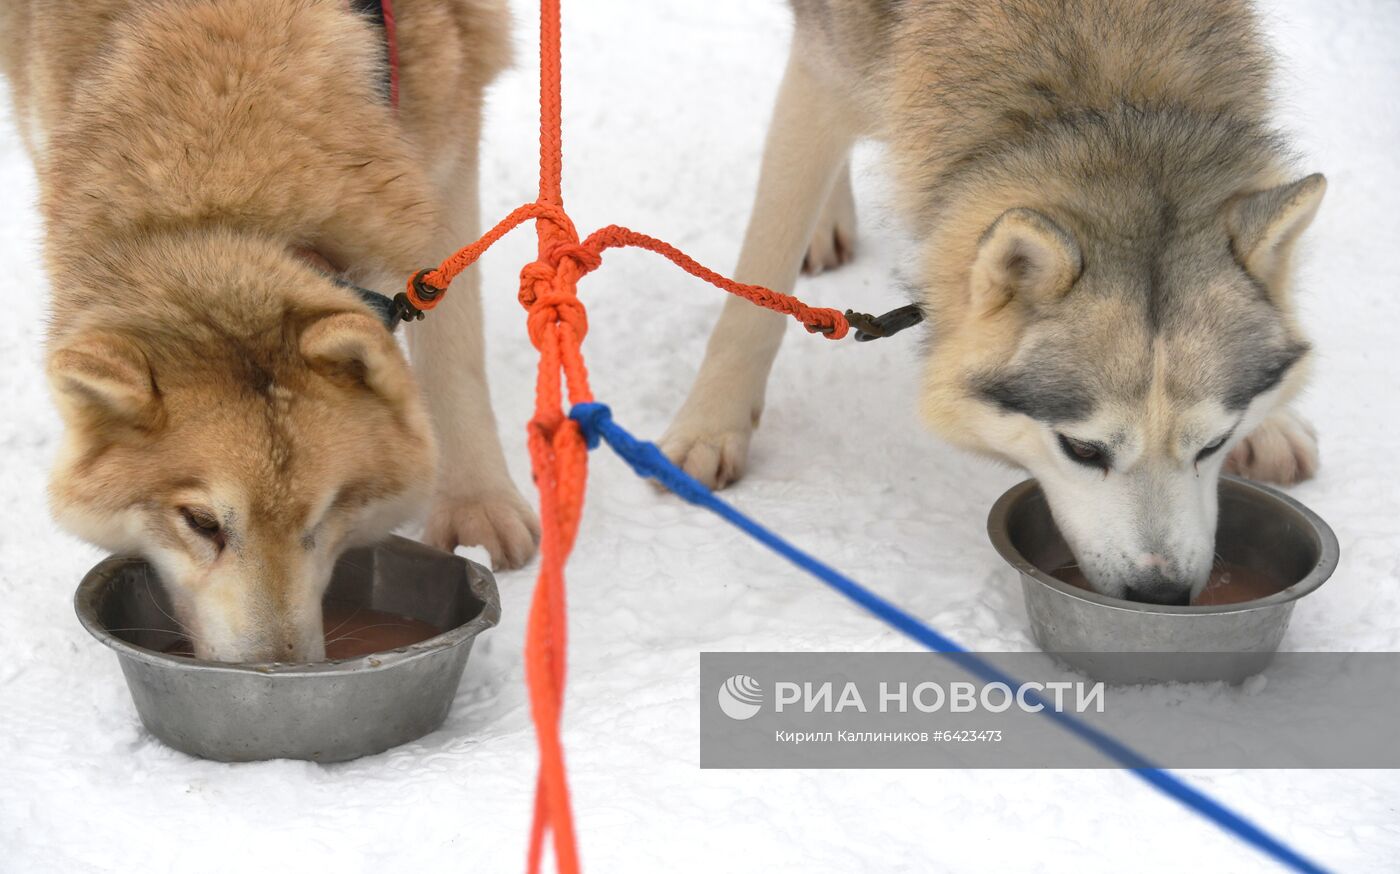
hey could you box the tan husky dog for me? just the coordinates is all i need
[663,0,1326,605]
[0,0,539,661]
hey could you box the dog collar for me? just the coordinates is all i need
[349,0,400,108]
[291,247,416,331]
[308,1,404,330]
[334,277,405,330]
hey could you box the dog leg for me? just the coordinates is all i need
[802,160,857,275]
[409,153,540,570]
[1225,406,1320,485]
[660,53,858,488]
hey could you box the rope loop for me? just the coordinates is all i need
[800,310,846,338]
[406,268,448,311]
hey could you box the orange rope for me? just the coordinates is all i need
[405,2,848,870]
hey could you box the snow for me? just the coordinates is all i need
[1,1,1397,871]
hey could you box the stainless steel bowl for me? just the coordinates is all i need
[75,536,500,762]
[987,477,1338,683]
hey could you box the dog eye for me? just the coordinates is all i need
[1056,434,1109,469]
[179,507,224,544]
[1196,432,1231,462]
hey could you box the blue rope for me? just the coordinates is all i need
[569,401,1328,874]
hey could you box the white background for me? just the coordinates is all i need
[1,1,1397,871]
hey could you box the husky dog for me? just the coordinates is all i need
[0,0,539,661]
[662,0,1325,605]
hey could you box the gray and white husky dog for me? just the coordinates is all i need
[661,0,1325,605]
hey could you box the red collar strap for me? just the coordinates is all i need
[349,0,400,108]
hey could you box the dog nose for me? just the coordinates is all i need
[1124,585,1190,606]
[1124,570,1192,606]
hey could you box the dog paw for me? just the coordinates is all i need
[424,488,541,570]
[658,418,754,490]
[1225,408,1319,486]
[802,167,857,275]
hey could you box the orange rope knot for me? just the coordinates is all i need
[546,241,603,276]
[517,240,602,350]
[523,290,588,349]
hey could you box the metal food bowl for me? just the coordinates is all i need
[75,536,500,762]
[987,477,1338,683]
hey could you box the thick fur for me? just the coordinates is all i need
[663,0,1325,603]
[0,0,539,661]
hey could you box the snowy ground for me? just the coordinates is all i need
[2,1,1397,872]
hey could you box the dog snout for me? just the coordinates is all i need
[272,615,325,662]
[192,608,324,663]
[1123,570,1192,606]
[198,634,316,663]
[1135,552,1171,572]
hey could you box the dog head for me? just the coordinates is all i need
[47,245,437,661]
[924,174,1324,604]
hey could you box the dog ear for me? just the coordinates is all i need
[300,312,411,402]
[1228,173,1326,288]
[47,331,159,426]
[971,208,1082,313]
